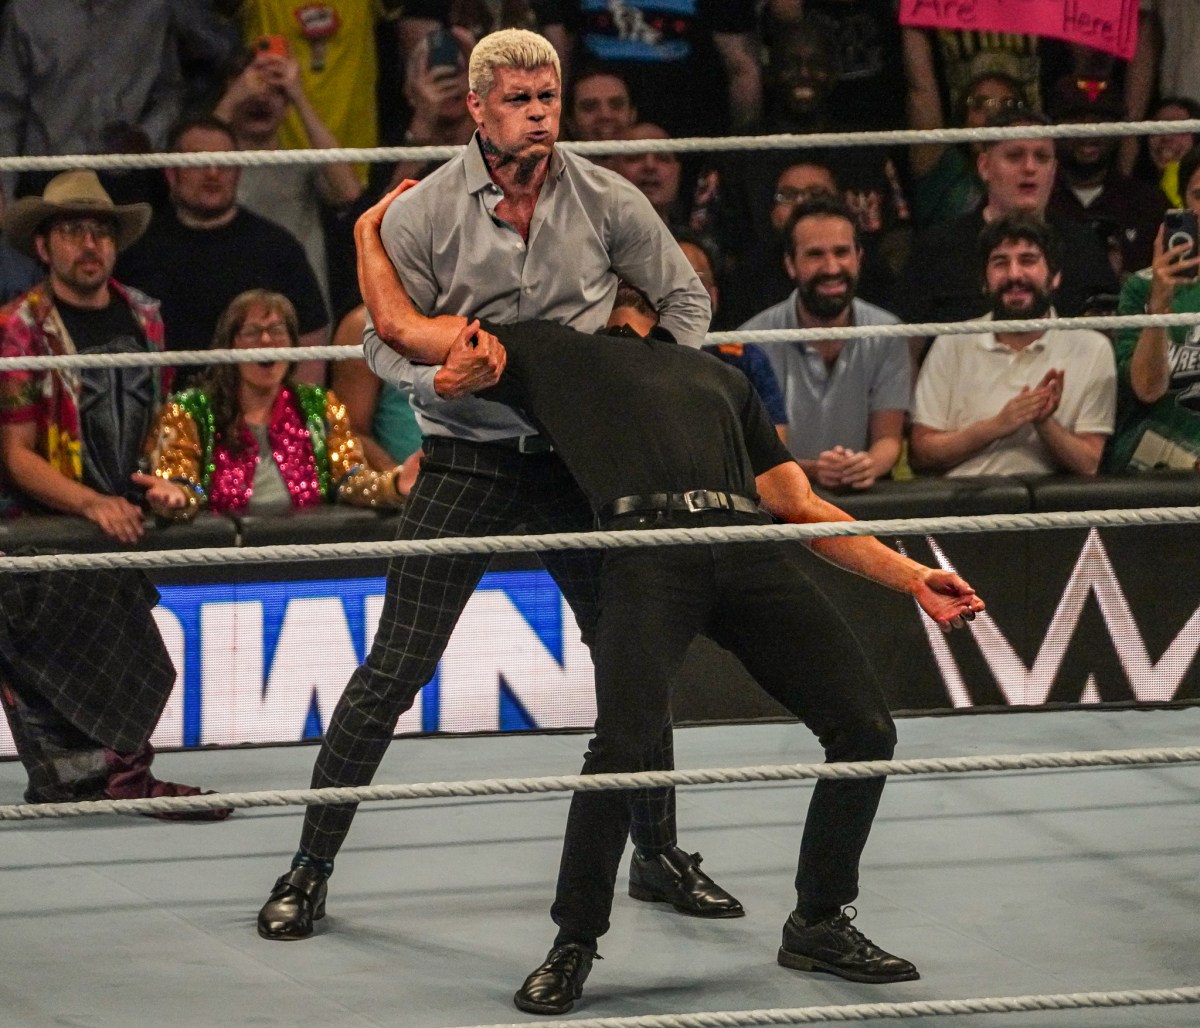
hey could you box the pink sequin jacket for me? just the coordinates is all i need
[147,384,403,518]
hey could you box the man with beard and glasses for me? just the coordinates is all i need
[738,195,910,491]
[910,215,1116,477]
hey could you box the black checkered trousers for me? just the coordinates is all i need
[300,437,678,862]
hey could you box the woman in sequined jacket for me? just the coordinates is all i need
[143,289,406,519]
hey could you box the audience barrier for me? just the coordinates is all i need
[1,471,1197,759]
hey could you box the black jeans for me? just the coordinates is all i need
[300,438,678,861]
[551,511,896,940]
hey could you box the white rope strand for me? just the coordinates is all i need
[2,506,1198,575]
[4,312,1200,372]
[4,118,1199,173]
[454,985,1200,1028]
[1,745,1198,821]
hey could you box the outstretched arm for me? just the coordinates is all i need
[755,460,984,632]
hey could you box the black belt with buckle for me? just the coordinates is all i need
[598,490,761,522]
[491,435,554,454]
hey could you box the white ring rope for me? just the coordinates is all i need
[2,745,1198,821]
[2,118,1197,173]
[4,312,1199,372]
[454,985,1200,1028]
[2,506,1198,575]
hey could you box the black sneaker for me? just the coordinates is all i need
[628,846,745,918]
[513,943,597,1015]
[777,906,919,983]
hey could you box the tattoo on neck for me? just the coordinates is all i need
[479,136,515,171]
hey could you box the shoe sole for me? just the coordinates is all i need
[777,946,920,984]
[256,902,326,941]
[628,883,746,918]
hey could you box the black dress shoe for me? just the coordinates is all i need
[628,845,745,918]
[257,866,328,941]
[513,943,597,1015]
[777,907,920,983]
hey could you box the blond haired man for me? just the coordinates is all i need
[256,28,722,942]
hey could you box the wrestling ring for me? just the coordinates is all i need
[2,120,1200,1027]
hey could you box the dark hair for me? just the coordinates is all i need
[567,62,635,115]
[671,227,719,276]
[612,279,656,319]
[977,214,1064,278]
[168,114,237,152]
[979,106,1052,148]
[1177,144,1200,202]
[201,289,300,453]
[782,193,861,253]
[1155,95,1200,121]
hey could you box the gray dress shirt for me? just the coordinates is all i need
[363,134,710,442]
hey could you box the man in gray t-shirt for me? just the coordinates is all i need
[739,195,910,491]
[257,28,730,943]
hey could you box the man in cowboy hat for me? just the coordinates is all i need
[0,170,228,817]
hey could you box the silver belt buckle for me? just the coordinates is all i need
[682,489,708,512]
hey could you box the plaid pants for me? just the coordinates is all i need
[300,437,677,862]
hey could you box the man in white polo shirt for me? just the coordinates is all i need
[910,214,1116,477]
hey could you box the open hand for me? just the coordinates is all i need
[915,569,985,633]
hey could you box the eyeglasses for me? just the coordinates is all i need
[236,323,291,344]
[773,185,837,207]
[965,95,1028,114]
[52,219,117,243]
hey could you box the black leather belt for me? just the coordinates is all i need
[491,435,554,454]
[598,490,761,522]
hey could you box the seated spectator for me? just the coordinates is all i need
[117,116,329,386]
[1046,76,1165,280]
[902,30,1028,229]
[145,290,406,519]
[899,109,1118,332]
[1144,97,1200,207]
[722,158,897,326]
[214,39,364,310]
[610,124,685,227]
[1108,147,1200,473]
[910,216,1116,477]
[559,0,761,137]
[671,230,787,442]
[566,64,638,142]
[329,304,423,492]
[0,170,226,816]
[738,196,910,490]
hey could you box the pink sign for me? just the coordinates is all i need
[898,0,1139,61]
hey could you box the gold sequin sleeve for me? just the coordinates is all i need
[325,390,405,509]
[144,401,205,523]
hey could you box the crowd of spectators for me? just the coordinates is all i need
[3,0,1200,530]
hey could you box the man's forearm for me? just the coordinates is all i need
[910,420,1000,471]
[1036,420,1106,475]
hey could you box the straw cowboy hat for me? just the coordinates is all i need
[3,170,152,259]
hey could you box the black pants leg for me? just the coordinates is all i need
[551,545,713,939]
[708,543,896,919]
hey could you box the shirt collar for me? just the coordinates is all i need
[977,310,1055,353]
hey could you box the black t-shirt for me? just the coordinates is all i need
[898,208,1120,325]
[55,295,156,502]
[117,206,329,352]
[478,321,792,508]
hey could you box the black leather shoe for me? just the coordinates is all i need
[778,907,919,983]
[257,866,328,941]
[629,845,744,918]
[513,943,597,1015]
